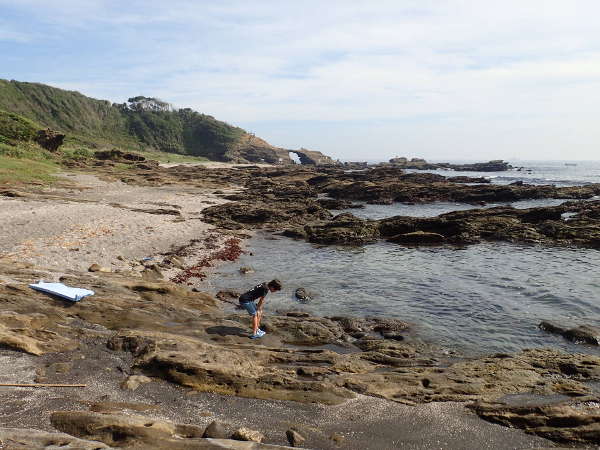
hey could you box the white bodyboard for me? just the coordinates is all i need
[29,281,95,302]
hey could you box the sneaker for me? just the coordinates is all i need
[250,332,263,339]
[257,329,266,337]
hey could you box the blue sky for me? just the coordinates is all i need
[2,0,600,161]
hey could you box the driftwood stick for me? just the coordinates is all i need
[0,383,86,388]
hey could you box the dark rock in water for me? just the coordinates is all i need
[203,198,332,230]
[387,158,511,172]
[539,321,600,345]
[286,429,306,447]
[447,176,491,184]
[295,287,312,302]
[388,231,446,245]
[281,228,307,239]
[285,310,311,318]
[203,420,228,439]
[439,160,512,172]
[304,213,380,245]
[35,128,65,152]
[317,198,364,209]
[564,326,600,345]
[377,201,600,248]
[367,198,394,205]
[539,321,569,335]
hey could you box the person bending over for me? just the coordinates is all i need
[239,279,282,339]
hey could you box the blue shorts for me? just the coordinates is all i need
[240,301,257,316]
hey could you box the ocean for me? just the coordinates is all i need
[207,161,600,357]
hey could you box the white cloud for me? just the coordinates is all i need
[2,0,600,159]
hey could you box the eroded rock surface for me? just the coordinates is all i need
[470,397,600,445]
[380,201,600,248]
[0,427,109,449]
[51,411,203,447]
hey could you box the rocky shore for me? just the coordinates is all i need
[386,157,512,172]
[1,158,599,448]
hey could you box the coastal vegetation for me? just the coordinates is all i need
[0,79,256,160]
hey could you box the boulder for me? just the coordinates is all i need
[168,256,185,269]
[294,288,312,302]
[88,263,111,273]
[203,421,229,439]
[286,429,305,447]
[231,427,265,443]
[35,128,65,152]
[141,264,164,281]
[120,375,152,391]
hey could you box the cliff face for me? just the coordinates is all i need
[293,148,337,165]
[0,80,335,164]
[225,134,292,164]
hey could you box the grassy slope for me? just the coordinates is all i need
[0,151,59,185]
[0,79,249,159]
[0,107,210,185]
[0,79,139,150]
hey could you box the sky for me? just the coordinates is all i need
[1,0,600,161]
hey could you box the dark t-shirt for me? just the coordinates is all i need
[239,282,269,303]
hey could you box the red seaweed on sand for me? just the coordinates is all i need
[171,237,243,284]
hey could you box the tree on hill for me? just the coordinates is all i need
[126,96,172,112]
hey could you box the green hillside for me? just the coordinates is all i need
[0,109,41,144]
[0,79,255,160]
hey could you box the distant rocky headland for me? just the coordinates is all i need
[385,156,512,172]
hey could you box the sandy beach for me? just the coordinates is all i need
[0,172,237,275]
[0,165,597,449]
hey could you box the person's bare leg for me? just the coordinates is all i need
[252,314,259,334]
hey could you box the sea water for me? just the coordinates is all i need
[207,161,600,356]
